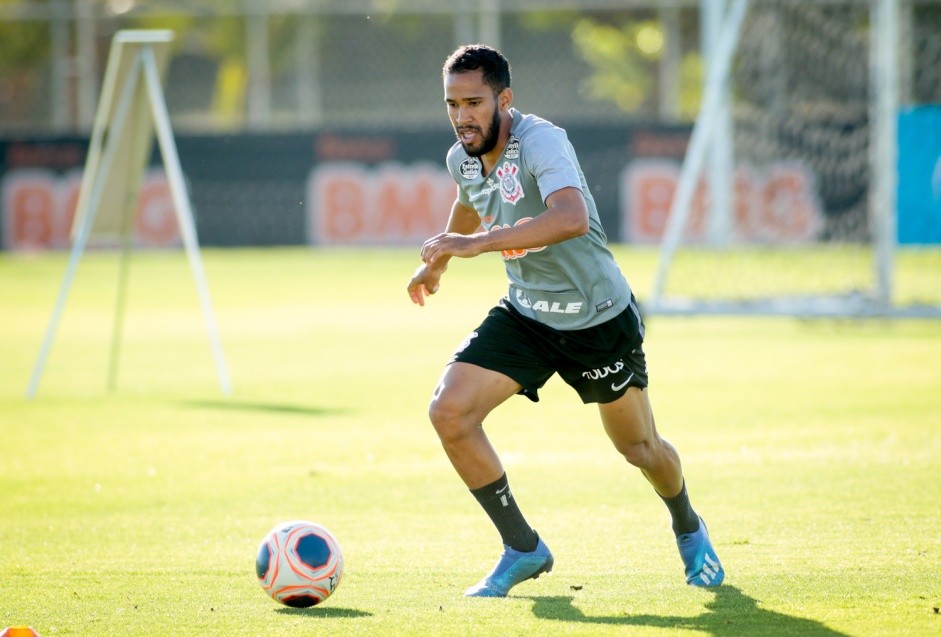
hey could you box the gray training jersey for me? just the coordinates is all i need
[446,108,633,330]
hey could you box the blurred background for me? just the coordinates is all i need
[0,0,730,134]
[1,0,939,134]
[1,0,939,309]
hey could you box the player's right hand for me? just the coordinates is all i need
[407,262,446,306]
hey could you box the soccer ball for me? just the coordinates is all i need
[255,520,343,607]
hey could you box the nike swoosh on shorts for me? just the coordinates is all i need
[611,373,635,392]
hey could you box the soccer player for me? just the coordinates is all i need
[407,44,723,597]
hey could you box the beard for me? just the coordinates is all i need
[456,106,501,158]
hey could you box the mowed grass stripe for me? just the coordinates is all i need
[0,247,939,636]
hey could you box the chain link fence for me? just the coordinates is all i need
[3,1,940,134]
[0,0,668,134]
[0,0,724,134]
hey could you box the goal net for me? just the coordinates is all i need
[646,0,941,318]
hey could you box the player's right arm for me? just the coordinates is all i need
[407,196,480,306]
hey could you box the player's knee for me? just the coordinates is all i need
[617,436,670,469]
[617,440,648,467]
[427,393,475,443]
[617,438,663,469]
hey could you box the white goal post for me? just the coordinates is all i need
[27,30,232,398]
[645,0,941,319]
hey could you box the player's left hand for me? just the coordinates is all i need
[420,232,483,264]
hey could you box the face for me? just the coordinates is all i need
[444,70,509,158]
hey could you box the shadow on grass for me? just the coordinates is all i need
[274,606,372,618]
[525,586,849,636]
[181,400,348,417]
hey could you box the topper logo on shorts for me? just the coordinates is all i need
[496,162,524,204]
[451,331,479,359]
[582,361,625,380]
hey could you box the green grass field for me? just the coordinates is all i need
[1,247,940,637]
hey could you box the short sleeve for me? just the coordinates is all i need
[446,144,475,208]
[522,126,583,204]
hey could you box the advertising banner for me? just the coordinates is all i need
[1,123,866,251]
[0,139,179,250]
[898,106,941,245]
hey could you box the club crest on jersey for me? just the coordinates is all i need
[460,158,480,179]
[496,162,524,205]
[504,136,520,160]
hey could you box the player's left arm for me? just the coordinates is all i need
[421,186,588,265]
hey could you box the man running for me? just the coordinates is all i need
[407,44,724,597]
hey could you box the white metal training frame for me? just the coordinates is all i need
[27,30,232,398]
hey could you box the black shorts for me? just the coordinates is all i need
[449,295,648,404]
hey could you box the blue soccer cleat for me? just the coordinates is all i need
[464,536,554,597]
[676,517,724,587]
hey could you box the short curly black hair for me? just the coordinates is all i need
[442,44,511,96]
